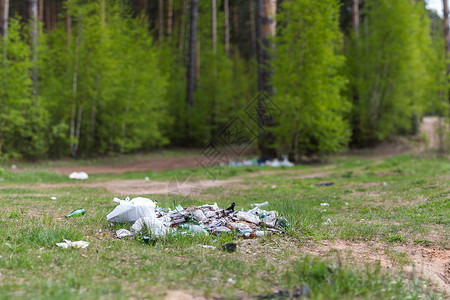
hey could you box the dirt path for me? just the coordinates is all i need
[302,239,450,296]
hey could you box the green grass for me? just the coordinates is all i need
[0,153,448,299]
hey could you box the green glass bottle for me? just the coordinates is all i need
[65,208,86,218]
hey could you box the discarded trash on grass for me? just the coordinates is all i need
[224,155,294,167]
[65,208,86,218]
[107,199,288,240]
[68,171,89,180]
[50,196,57,200]
[56,239,89,249]
[251,201,269,207]
[320,203,330,207]
[315,182,334,187]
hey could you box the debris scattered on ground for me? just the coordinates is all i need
[50,196,57,200]
[11,165,17,170]
[107,197,288,240]
[56,239,89,249]
[68,171,89,180]
[251,201,269,207]
[256,286,309,300]
[65,208,86,218]
[323,218,332,225]
[320,203,330,207]
[144,176,150,181]
[199,245,216,250]
[222,242,237,253]
[315,182,335,187]
[224,156,294,167]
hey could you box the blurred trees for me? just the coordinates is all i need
[0,0,447,160]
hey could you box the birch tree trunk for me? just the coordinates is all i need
[1,0,9,39]
[186,0,198,106]
[224,0,230,55]
[211,0,216,54]
[30,0,39,102]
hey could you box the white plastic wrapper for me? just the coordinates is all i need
[116,229,134,238]
[131,215,172,237]
[56,239,89,249]
[236,211,260,224]
[68,172,89,180]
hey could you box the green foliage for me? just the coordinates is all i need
[0,18,48,159]
[40,0,168,157]
[273,0,350,158]
[349,0,439,146]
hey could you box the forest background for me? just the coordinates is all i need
[0,0,449,161]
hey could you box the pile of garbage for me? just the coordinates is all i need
[225,155,294,167]
[106,197,288,239]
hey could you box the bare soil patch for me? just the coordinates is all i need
[302,239,450,296]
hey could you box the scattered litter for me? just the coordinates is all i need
[144,176,150,181]
[271,185,277,189]
[345,202,349,205]
[68,171,89,180]
[382,182,388,186]
[323,218,332,225]
[56,239,89,249]
[227,278,235,284]
[50,196,57,200]
[142,236,156,245]
[11,165,17,170]
[251,201,269,207]
[106,199,288,240]
[199,245,216,250]
[257,286,309,299]
[226,155,294,167]
[116,229,134,238]
[320,203,330,207]
[65,208,85,218]
[315,182,334,187]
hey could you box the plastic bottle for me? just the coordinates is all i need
[65,208,86,218]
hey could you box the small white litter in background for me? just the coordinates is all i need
[116,229,134,238]
[382,182,388,186]
[68,172,89,180]
[323,218,332,225]
[251,201,269,207]
[144,176,150,181]
[56,239,89,249]
[51,196,57,200]
[227,278,235,284]
[199,245,216,250]
[11,165,17,170]
[320,203,330,207]
[271,185,277,189]
[345,202,349,205]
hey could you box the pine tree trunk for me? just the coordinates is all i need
[167,0,173,38]
[65,0,71,47]
[1,0,9,39]
[233,0,238,37]
[211,0,216,54]
[159,0,163,44]
[186,0,198,106]
[178,0,186,56]
[224,0,230,55]
[38,0,43,24]
[249,0,256,53]
[256,0,277,157]
[70,20,80,155]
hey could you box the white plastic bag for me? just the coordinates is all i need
[56,239,89,249]
[131,215,171,237]
[106,197,157,223]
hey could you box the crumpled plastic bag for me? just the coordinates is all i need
[130,214,172,237]
[107,197,157,223]
[236,211,260,224]
[68,172,89,180]
[56,239,89,249]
